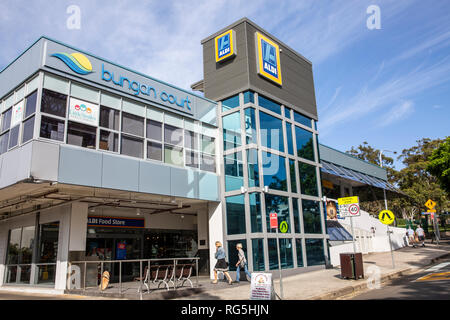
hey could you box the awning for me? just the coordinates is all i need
[326,220,353,241]
[321,160,397,192]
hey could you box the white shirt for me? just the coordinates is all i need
[416,227,425,237]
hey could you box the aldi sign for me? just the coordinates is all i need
[215,29,236,62]
[255,32,282,85]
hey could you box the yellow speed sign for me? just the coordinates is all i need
[379,210,395,225]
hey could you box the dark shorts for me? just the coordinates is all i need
[419,235,425,241]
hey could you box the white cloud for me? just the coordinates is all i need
[379,100,414,127]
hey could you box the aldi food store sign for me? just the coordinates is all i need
[45,40,195,115]
[215,29,236,62]
[88,216,145,229]
[255,32,282,86]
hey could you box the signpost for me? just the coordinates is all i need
[270,212,284,299]
[378,209,395,269]
[338,196,360,253]
[425,199,439,244]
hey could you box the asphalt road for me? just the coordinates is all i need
[351,259,450,300]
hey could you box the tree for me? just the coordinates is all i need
[427,136,450,194]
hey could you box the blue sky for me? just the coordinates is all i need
[1,0,449,169]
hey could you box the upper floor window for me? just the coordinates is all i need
[41,89,67,118]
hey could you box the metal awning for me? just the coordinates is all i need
[321,160,397,192]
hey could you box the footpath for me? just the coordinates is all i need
[179,240,450,300]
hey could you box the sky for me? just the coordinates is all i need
[1,0,449,170]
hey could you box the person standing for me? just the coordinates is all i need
[416,225,426,247]
[212,241,232,285]
[407,227,415,247]
[235,243,252,283]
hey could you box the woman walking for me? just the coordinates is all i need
[212,241,233,285]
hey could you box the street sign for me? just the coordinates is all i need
[279,221,288,233]
[269,213,278,229]
[425,199,436,210]
[250,273,273,300]
[427,209,436,213]
[337,196,360,217]
[379,210,395,225]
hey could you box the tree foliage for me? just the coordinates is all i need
[427,136,450,194]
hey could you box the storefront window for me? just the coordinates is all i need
[244,108,257,144]
[293,198,301,234]
[37,222,59,285]
[286,122,294,155]
[122,112,144,137]
[298,162,318,196]
[25,91,37,118]
[67,121,97,149]
[262,152,287,191]
[249,193,262,233]
[293,110,312,128]
[99,130,118,152]
[100,106,120,130]
[41,89,67,118]
[121,135,143,158]
[303,199,322,234]
[247,148,259,188]
[227,240,247,271]
[5,226,36,284]
[224,151,243,192]
[252,238,265,271]
[265,194,290,234]
[22,116,35,143]
[296,239,304,267]
[295,126,314,161]
[40,116,65,141]
[164,145,183,166]
[222,111,241,150]
[226,194,246,235]
[222,94,240,112]
[306,239,325,266]
[259,95,281,115]
[147,141,162,161]
[260,111,284,152]
[268,238,293,270]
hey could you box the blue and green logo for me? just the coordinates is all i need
[51,52,93,75]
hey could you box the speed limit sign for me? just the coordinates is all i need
[338,196,361,217]
[348,204,360,216]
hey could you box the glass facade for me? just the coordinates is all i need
[306,239,325,266]
[221,90,325,271]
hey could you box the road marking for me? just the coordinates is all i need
[424,262,450,272]
[416,271,450,282]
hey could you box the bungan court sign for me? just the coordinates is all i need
[255,32,282,86]
[87,216,145,228]
[214,29,237,62]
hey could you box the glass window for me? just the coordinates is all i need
[147,119,162,141]
[227,240,247,271]
[285,107,292,119]
[296,239,304,267]
[265,194,290,234]
[252,239,265,271]
[185,150,199,168]
[164,124,183,146]
[286,123,294,155]
[224,152,243,192]
[268,239,293,270]
[121,135,143,158]
[20,226,35,264]
[37,222,59,285]
[244,108,257,144]
[222,94,240,112]
[295,126,314,161]
[303,199,322,234]
[40,116,65,141]
[289,159,297,193]
[122,112,144,137]
[247,149,259,188]
[222,111,241,150]
[298,162,318,196]
[201,135,215,155]
[41,89,67,118]
[262,152,287,191]
[67,121,96,149]
[25,91,37,118]
[259,111,284,152]
[2,108,12,132]
[8,125,19,149]
[200,153,216,173]
[99,106,120,130]
[293,110,312,128]
[258,95,281,115]
[0,132,9,154]
[306,239,325,266]
[226,194,246,235]
[99,130,118,152]
[243,91,255,104]
[147,141,162,161]
[6,228,21,265]
[293,198,301,234]
[22,116,35,143]
[164,145,183,166]
[268,238,278,270]
[249,193,262,233]
[184,130,198,150]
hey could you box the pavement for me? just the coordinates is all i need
[174,239,450,300]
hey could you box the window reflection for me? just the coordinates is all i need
[295,126,314,161]
[262,152,287,191]
[226,194,246,235]
[306,239,325,266]
[298,162,318,196]
[303,199,322,234]
[223,111,241,150]
[249,193,262,233]
[265,194,290,234]
[224,152,243,192]
[259,111,284,152]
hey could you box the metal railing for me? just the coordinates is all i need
[67,257,199,296]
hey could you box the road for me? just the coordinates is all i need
[350,259,450,300]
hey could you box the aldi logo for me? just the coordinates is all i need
[256,32,282,85]
[215,29,236,62]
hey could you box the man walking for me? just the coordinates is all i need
[235,243,252,283]
[416,225,426,247]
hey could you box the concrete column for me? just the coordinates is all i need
[55,205,71,291]
[68,202,88,253]
[0,225,8,286]
[208,202,223,279]
[197,204,209,251]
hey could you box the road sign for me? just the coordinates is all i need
[269,213,278,229]
[337,196,360,217]
[425,199,436,210]
[279,221,288,233]
[427,209,436,213]
[379,210,395,225]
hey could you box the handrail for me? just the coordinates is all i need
[69,257,199,264]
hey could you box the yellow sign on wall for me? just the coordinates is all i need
[337,196,359,206]
[215,29,236,63]
[255,32,282,85]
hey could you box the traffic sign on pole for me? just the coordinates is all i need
[425,199,436,210]
[270,213,278,229]
[379,210,395,225]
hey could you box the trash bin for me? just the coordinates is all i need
[340,253,364,280]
